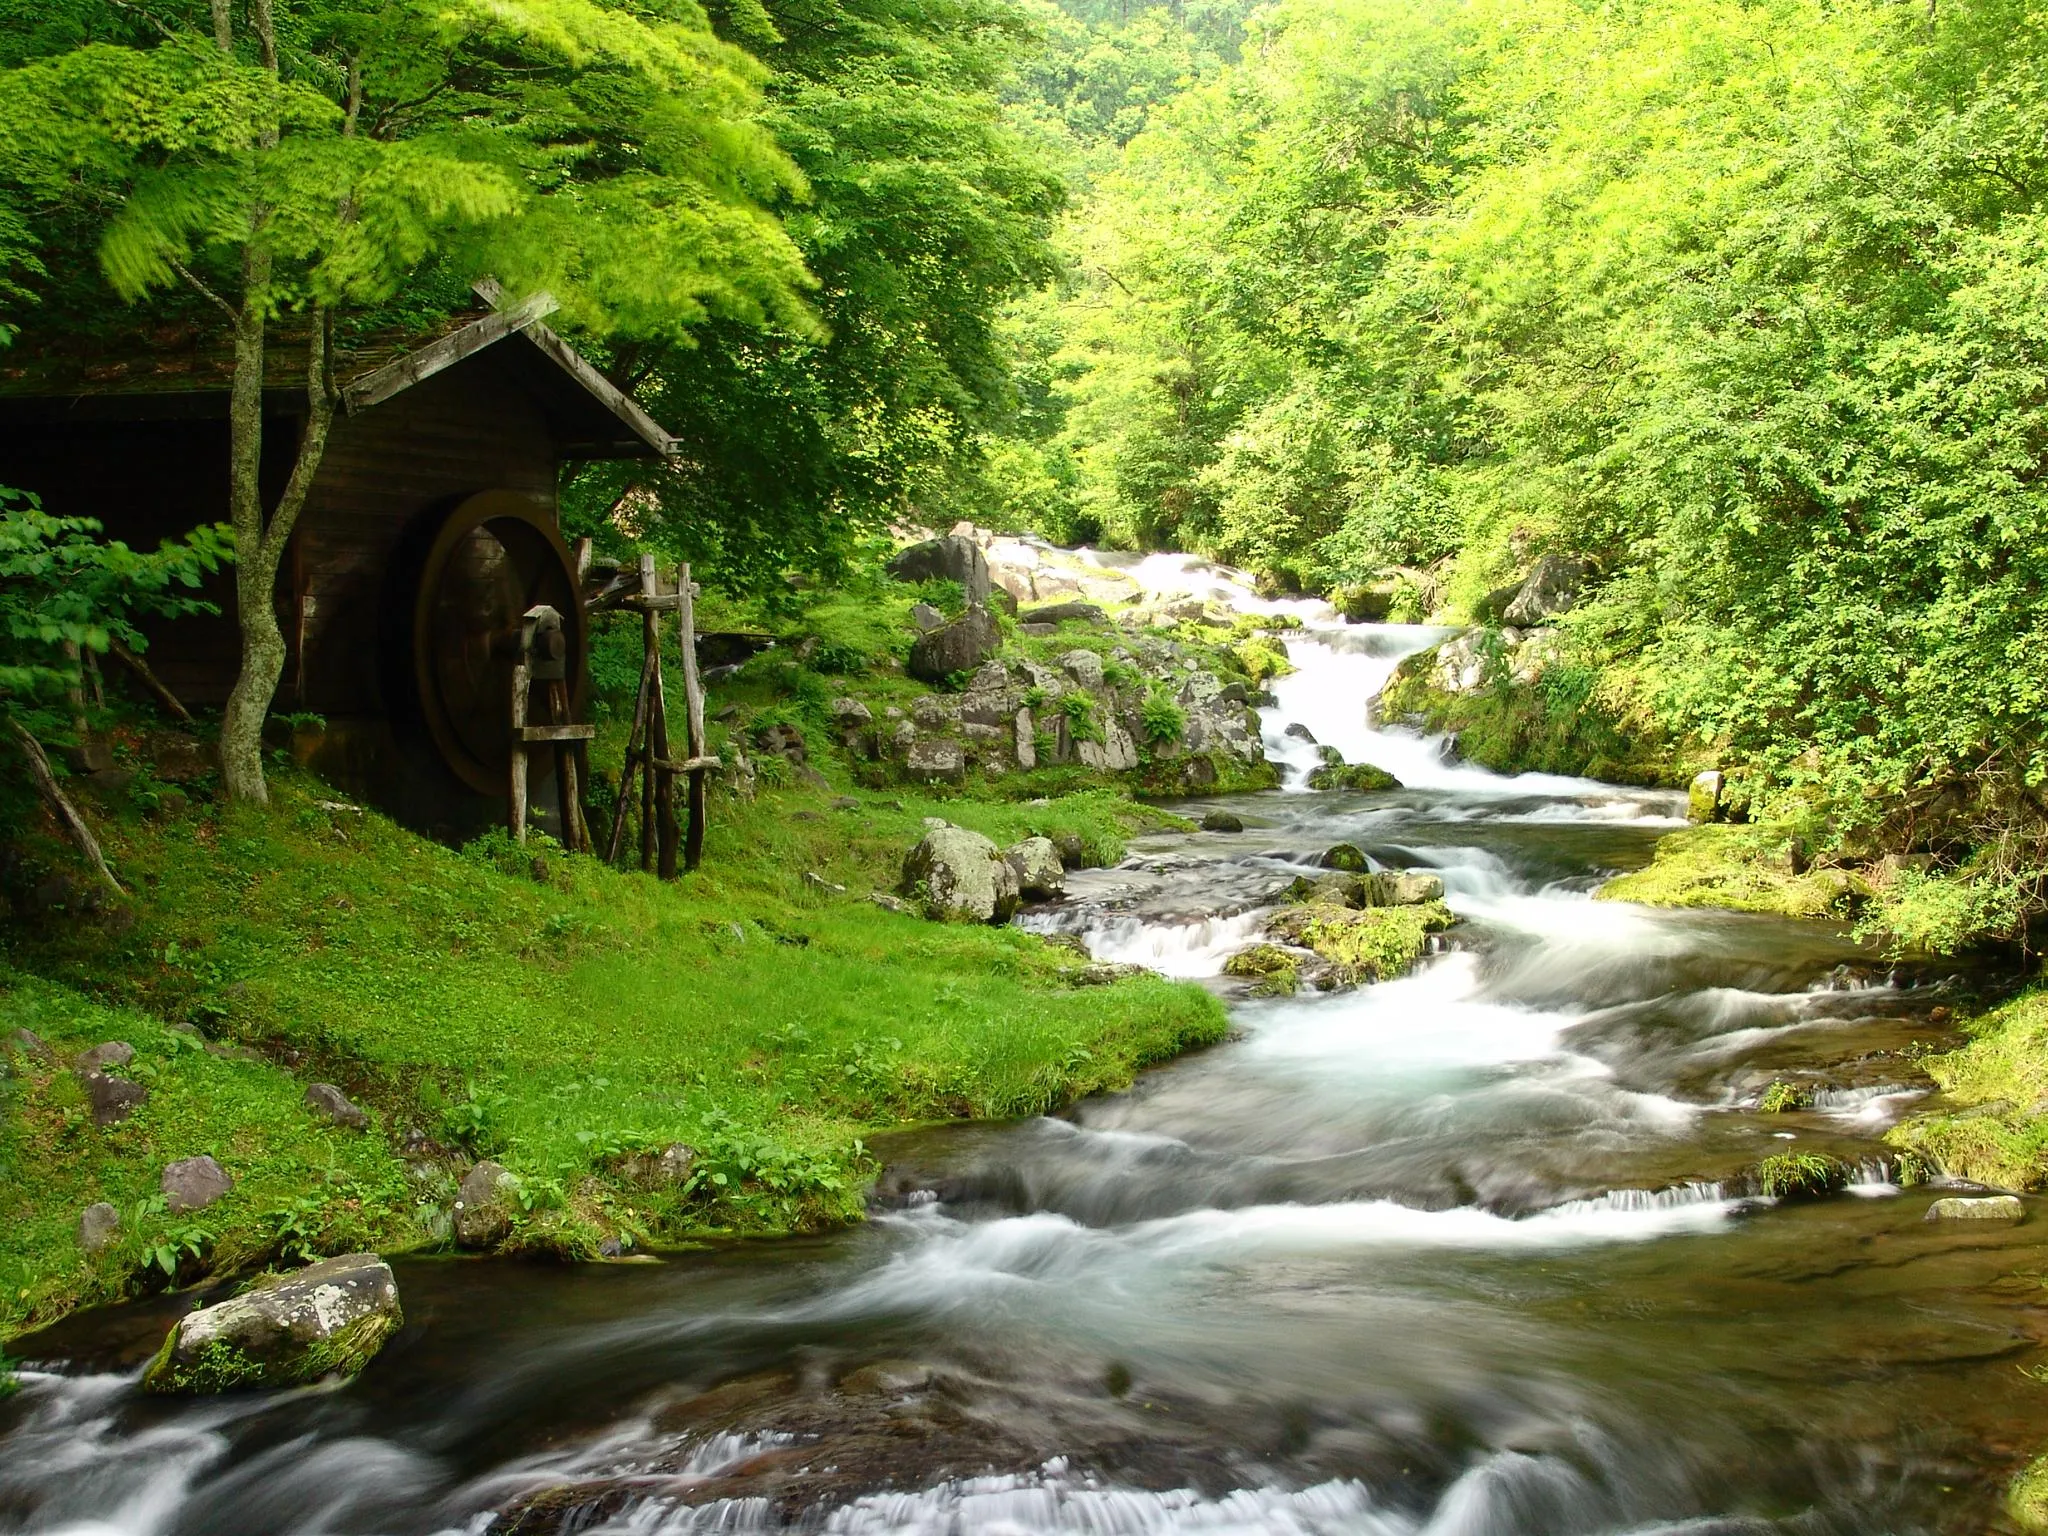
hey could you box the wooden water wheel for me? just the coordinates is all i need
[409,491,587,797]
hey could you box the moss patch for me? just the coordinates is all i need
[1596,824,1865,919]
[141,1304,400,1395]
[1888,989,2048,1190]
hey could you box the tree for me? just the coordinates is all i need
[0,486,228,891]
[0,0,818,804]
[563,0,1066,595]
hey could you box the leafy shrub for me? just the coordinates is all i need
[1059,692,1104,744]
[1757,1081,1812,1113]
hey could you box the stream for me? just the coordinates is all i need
[5,563,2047,1535]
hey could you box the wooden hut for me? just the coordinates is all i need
[0,292,670,837]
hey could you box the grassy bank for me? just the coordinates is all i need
[1886,990,2048,1191]
[0,770,1225,1343]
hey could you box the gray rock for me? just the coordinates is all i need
[829,696,873,728]
[1503,553,1590,627]
[1925,1195,2024,1222]
[1072,962,1149,986]
[454,1161,517,1249]
[901,826,1020,924]
[1077,720,1140,774]
[969,662,1011,693]
[617,1143,696,1188]
[305,1083,369,1130]
[1015,709,1038,771]
[887,536,992,606]
[1020,601,1107,627]
[909,602,947,634]
[912,694,958,729]
[753,721,807,764]
[1200,811,1245,833]
[908,605,1002,683]
[1020,622,1057,637]
[1005,837,1066,900]
[870,892,914,915]
[83,1071,148,1126]
[78,1201,121,1254]
[7,1027,50,1059]
[959,690,1014,728]
[162,1155,233,1213]
[141,1253,402,1394]
[1388,871,1446,905]
[1688,770,1725,825]
[1061,649,1105,691]
[906,738,966,783]
[75,1041,134,1072]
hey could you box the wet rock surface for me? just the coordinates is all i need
[141,1253,402,1394]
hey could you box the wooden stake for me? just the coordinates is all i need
[677,561,708,872]
[547,677,589,852]
[508,651,531,843]
[6,717,123,898]
[605,649,657,864]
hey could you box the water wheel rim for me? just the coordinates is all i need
[410,491,587,797]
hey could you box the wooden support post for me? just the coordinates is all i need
[547,677,590,853]
[678,561,709,872]
[606,648,657,864]
[508,648,531,843]
[640,555,680,878]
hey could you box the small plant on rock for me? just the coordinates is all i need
[1060,692,1104,744]
[1756,1151,1849,1199]
[1757,1080,1812,1113]
[1140,688,1186,746]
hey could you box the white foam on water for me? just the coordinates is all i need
[1243,953,1581,1074]
[1019,908,1273,978]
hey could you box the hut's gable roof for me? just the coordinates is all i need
[0,287,672,461]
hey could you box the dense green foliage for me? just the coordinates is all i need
[994,0,2048,944]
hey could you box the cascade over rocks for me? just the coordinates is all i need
[901,826,1020,923]
[142,1253,403,1394]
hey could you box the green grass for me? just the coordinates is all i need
[1,768,1225,1342]
[1887,989,2048,1191]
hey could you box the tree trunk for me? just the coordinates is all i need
[7,717,123,898]
[220,308,337,806]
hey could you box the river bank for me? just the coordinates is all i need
[0,768,1228,1344]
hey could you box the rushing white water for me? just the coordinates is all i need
[0,554,1990,1536]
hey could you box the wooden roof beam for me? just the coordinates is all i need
[341,290,560,414]
[472,280,676,461]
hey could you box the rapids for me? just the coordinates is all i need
[3,562,2042,1536]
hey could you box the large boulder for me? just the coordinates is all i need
[887,536,991,606]
[901,826,1020,923]
[906,738,967,783]
[162,1155,232,1213]
[1502,554,1589,627]
[1061,650,1105,691]
[1077,721,1140,774]
[454,1160,517,1249]
[1020,601,1107,627]
[1306,760,1401,792]
[1005,837,1066,900]
[1688,770,1725,825]
[908,605,1001,683]
[141,1254,403,1394]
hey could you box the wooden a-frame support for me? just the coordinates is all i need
[600,556,713,877]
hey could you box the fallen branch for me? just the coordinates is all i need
[109,638,193,723]
[5,716,124,898]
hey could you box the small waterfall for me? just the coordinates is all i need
[1017,906,1273,979]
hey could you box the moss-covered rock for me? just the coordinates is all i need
[1222,945,1299,996]
[1597,824,1866,918]
[141,1253,402,1395]
[1749,1151,1851,1200]
[1264,902,1456,988]
[2009,1454,2048,1534]
[1888,989,2048,1190]
[1306,761,1401,792]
